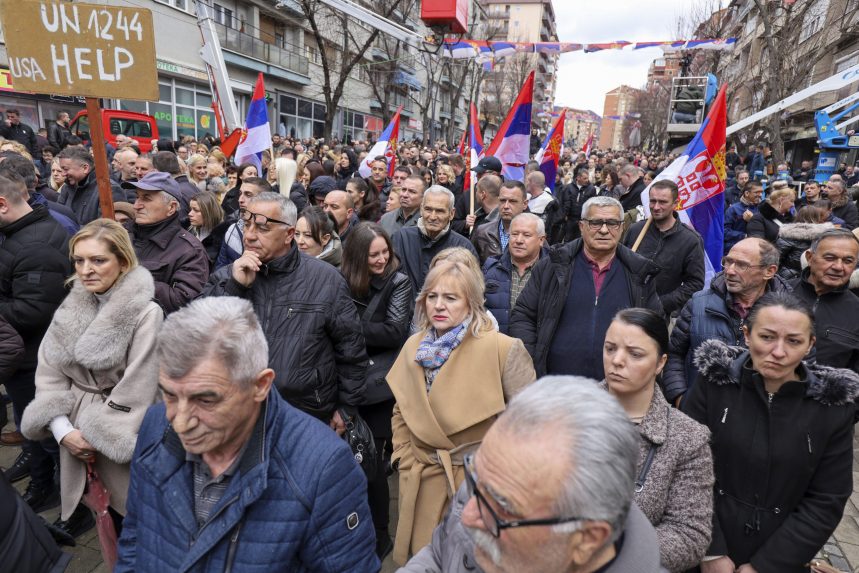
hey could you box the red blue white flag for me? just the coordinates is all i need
[535,108,565,192]
[641,85,727,284]
[234,73,270,174]
[359,106,402,179]
[484,71,534,182]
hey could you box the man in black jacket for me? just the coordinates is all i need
[57,146,126,224]
[562,164,597,241]
[0,173,69,511]
[0,109,38,155]
[203,191,368,428]
[392,186,479,291]
[622,180,705,316]
[824,179,858,230]
[618,164,645,212]
[510,196,662,380]
[791,229,859,372]
[47,111,71,151]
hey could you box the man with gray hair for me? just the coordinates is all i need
[57,146,127,224]
[824,178,858,230]
[483,213,547,334]
[124,171,209,313]
[618,164,645,212]
[398,376,666,573]
[116,297,379,572]
[392,185,478,290]
[510,196,662,380]
[203,192,368,429]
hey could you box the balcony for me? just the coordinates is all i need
[214,21,310,84]
[277,0,303,17]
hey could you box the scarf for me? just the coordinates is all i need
[415,318,470,392]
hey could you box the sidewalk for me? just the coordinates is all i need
[4,404,856,572]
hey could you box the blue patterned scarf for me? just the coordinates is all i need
[415,318,470,392]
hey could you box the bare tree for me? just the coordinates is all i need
[295,0,403,139]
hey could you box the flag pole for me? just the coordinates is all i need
[631,217,651,252]
[469,161,476,216]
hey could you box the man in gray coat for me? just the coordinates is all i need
[398,377,667,573]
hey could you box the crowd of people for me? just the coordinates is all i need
[0,115,858,573]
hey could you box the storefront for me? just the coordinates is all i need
[0,67,86,133]
[277,93,326,140]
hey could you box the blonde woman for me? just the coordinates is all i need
[49,157,66,193]
[187,154,208,192]
[387,259,535,563]
[21,219,162,541]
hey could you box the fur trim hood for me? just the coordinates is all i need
[777,221,834,242]
[42,266,156,371]
[693,339,859,407]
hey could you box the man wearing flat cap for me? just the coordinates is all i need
[123,171,209,313]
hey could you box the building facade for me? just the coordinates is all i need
[599,85,640,150]
[0,0,472,145]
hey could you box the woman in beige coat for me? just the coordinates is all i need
[22,219,162,538]
[387,259,535,564]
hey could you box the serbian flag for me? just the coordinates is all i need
[457,130,466,155]
[535,108,565,192]
[582,132,594,159]
[463,102,484,192]
[484,71,534,182]
[359,106,402,178]
[234,73,270,174]
[641,85,727,284]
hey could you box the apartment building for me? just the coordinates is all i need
[599,85,640,150]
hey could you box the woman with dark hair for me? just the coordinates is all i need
[419,167,433,188]
[684,292,859,573]
[296,206,341,267]
[346,178,381,223]
[340,222,413,558]
[188,191,227,269]
[220,162,258,218]
[599,168,623,199]
[601,308,713,572]
[303,161,325,189]
[335,149,359,187]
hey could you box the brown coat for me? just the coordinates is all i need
[600,381,714,572]
[21,267,162,520]
[388,329,535,564]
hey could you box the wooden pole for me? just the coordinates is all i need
[85,97,115,220]
[630,217,651,252]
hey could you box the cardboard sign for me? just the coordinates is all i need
[0,0,158,101]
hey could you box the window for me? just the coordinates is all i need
[154,0,188,11]
[108,118,153,138]
[117,81,216,141]
[800,0,830,42]
[214,3,234,28]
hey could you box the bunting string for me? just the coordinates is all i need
[441,38,737,59]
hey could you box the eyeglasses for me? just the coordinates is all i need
[463,454,585,538]
[721,256,766,272]
[582,219,623,231]
[239,208,292,232]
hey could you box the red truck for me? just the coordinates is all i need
[69,109,159,153]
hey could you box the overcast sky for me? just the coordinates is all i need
[552,0,718,115]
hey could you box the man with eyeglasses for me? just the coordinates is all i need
[398,377,666,573]
[791,229,859,371]
[510,196,662,381]
[125,171,209,314]
[665,238,790,406]
[823,179,857,230]
[203,192,368,431]
[215,177,272,269]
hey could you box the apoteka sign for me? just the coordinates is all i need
[0,0,158,101]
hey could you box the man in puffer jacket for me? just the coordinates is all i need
[203,192,367,427]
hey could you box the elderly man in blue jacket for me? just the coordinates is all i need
[116,296,378,573]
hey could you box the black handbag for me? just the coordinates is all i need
[339,407,378,481]
[362,348,399,405]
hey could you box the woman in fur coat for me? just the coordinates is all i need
[683,292,859,573]
[22,219,162,536]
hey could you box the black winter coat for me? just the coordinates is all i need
[203,244,368,420]
[128,214,210,314]
[683,341,858,573]
[562,182,597,241]
[0,121,37,155]
[351,271,413,438]
[0,204,69,369]
[619,177,646,212]
[0,314,24,381]
[509,239,663,377]
[832,199,859,230]
[775,222,834,280]
[392,226,478,292]
[622,215,705,316]
[0,471,71,572]
[746,201,791,244]
[791,269,859,372]
[58,171,127,225]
